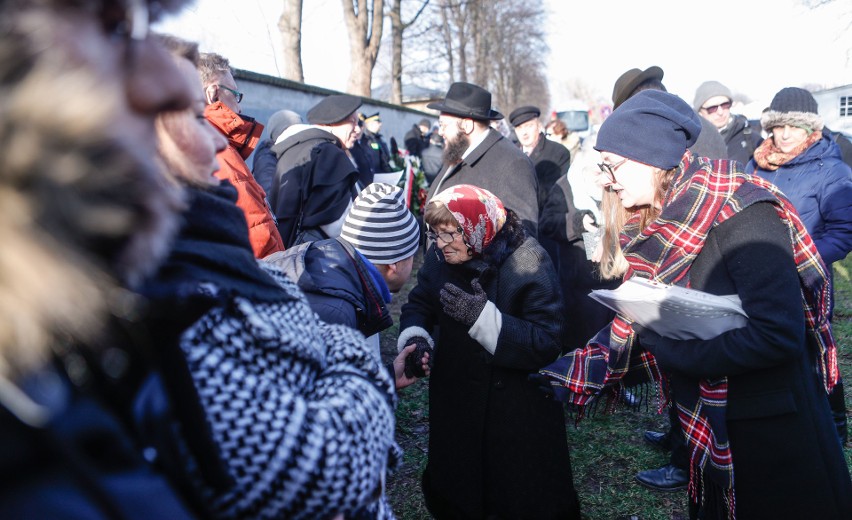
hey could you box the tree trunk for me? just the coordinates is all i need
[278,0,304,82]
[342,0,385,97]
[389,1,404,103]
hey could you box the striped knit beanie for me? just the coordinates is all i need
[341,183,420,264]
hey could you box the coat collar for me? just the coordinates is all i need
[204,101,264,160]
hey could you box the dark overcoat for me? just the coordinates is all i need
[399,216,581,519]
[528,133,571,211]
[427,129,540,237]
[270,127,359,247]
[650,202,852,519]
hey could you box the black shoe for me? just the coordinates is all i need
[635,464,688,492]
[643,430,671,450]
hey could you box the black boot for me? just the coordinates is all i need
[827,377,848,447]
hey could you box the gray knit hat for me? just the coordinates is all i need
[266,109,302,143]
[692,80,733,111]
[760,87,823,133]
[341,183,420,264]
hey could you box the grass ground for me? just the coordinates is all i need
[380,253,852,520]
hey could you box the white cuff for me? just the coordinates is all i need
[468,300,502,354]
[397,326,434,353]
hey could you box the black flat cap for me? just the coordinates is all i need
[307,94,362,124]
[509,105,541,127]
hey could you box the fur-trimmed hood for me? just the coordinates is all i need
[761,109,824,133]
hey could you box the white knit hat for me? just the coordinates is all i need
[341,183,420,264]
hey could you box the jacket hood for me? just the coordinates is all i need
[271,125,340,156]
[204,101,264,159]
[272,238,392,336]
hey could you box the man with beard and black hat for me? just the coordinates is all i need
[426,82,540,236]
[269,94,363,248]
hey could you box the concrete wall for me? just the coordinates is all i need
[233,69,438,164]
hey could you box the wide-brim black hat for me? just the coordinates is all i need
[427,82,503,121]
[612,66,664,109]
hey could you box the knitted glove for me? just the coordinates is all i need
[403,337,434,378]
[440,278,487,327]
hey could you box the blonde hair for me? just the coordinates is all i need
[597,167,676,280]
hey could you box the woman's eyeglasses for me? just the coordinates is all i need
[218,85,244,103]
[426,228,463,244]
[701,101,732,115]
[597,158,628,184]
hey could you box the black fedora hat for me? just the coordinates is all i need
[611,66,664,109]
[427,82,503,121]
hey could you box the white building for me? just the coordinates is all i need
[813,84,852,138]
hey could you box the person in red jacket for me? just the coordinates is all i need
[198,52,284,258]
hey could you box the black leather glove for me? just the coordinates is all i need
[529,372,575,403]
[632,323,662,356]
[440,278,487,327]
[404,337,433,378]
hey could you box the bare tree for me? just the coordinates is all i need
[387,0,431,103]
[278,0,304,82]
[416,0,549,113]
[342,0,385,96]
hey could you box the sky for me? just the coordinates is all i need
[155,0,852,114]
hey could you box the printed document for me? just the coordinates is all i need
[590,277,748,340]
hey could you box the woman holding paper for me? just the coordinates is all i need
[398,184,581,519]
[537,90,851,520]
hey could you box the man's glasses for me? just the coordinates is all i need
[426,227,463,244]
[597,158,628,184]
[218,85,244,103]
[701,101,732,115]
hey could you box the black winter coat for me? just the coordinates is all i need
[250,138,277,197]
[427,129,540,237]
[539,175,618,351]
[720,114,762,166]
[270,127,359,247]
[528,133,571,266]
[399,215,581,519]
[649,202,852,519]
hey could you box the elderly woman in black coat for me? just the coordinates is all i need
[398,184,581,519]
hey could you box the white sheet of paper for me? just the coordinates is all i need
[589,277,748,340]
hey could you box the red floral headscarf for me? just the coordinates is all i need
[431,184,506,255]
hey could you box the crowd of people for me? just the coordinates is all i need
[1,1,850,519]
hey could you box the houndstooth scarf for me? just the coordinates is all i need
[539,151,837,518]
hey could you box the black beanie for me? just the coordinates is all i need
[595,90,701,170]
[760,87,823,132]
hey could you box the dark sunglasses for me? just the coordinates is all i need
[701,101,732,115]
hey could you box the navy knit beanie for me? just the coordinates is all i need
[595,90,701,170]
[760,87,823,132]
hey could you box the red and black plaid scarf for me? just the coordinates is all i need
[539,151,838,518]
